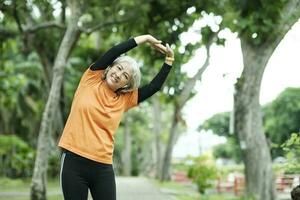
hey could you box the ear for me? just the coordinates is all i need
[102,66,112,80]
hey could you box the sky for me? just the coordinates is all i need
[172,19,300,158]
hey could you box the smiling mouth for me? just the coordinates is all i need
[111,74,118,83]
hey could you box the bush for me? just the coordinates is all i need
[48,151,62,178]
[187,155,218,194]
[0,135,36,178]
[281,133,300,174]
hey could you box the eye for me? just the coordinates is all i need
[123,73,129,80]
[117,66,122,70]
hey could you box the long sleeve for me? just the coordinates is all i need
[90,38,137,70]
[138,63,172,103]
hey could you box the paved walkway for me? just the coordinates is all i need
[116,177,174,200]
[0,177,174,200]
[0,177,292,200]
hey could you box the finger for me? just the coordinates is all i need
[166,43,171,50]
[166,43,174,57]
[152,43,167,53]
[156,43,167,51]
[166,43,171,53]
[151,39,162,44]
[155,46,166,54]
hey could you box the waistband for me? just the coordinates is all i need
[61,148,113,167]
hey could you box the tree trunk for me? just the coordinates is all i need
[234,2,300,195]
[160,108,179,181]
[152,97,163,179]
[30,1,81,199]
[234,40,276,200]
[160,42,212,181]
[33,41,64,145]
[122,116,132,176]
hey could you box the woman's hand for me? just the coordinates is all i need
[134,34,166,54]
[151,43,174,65]
[134,35,174,65]
[134,35,161,45]
[151,43,166,54]
[164,43,174,65]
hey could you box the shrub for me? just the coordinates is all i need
[281,133,300,174]
[0,135,36,178]
[187,154,218,194]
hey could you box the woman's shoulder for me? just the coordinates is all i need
[79,68,105,86]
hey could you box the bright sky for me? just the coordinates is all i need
[173,19,300,158]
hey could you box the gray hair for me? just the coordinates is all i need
[102,56,141,94]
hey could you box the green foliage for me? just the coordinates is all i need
[200,112,230,137]
[0,135,36,178]
[113,101,175,176]
[187,155,218,194]
[280,133,300,174]
[263,87,300,158]
[195,0,300,48]
[202,87,300,160]
[2,0,212,179]
[213,137,242,163]
[199,112,242,162]
[0,40,45,144]
[113,106,152,175]
[220,0,290,46]
[47,151,61,178]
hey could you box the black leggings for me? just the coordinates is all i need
[60,150,116,200]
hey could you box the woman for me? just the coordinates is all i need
[58,34,174,200]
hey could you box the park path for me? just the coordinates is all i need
[116,177,175,200]
[0,176,291,200]
[0,176,175,200]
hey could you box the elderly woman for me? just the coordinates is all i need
[58,34,174,200]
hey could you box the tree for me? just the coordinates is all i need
[264,87,300,158]
[204,1,300,198]
[281,133,300,173]
[213,139,242,162]
[201,87,300,162]
[234,0,300,200]
[2,0,144,198]
[112,1,216,181]
[0,17,46,145]
[30,1,82,199]
[196,1,300,199]
[200,112,230,138]
[160,37,213,181]
[200,112,242,162]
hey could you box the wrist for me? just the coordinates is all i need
[134,35,148,45]
[143,35,152,44]
[165,56,174,62]
[165,57,174,65]
[165,60,173,65]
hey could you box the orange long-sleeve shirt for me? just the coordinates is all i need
[58,68,138,164]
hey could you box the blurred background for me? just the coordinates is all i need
[1,0,300,200]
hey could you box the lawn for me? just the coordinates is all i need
[0,177,62,200]
[154,179,246,200]
[0,176,246,200]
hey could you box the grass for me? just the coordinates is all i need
[153,179,246,200]
[0,176,248,200]
[0,196,61,200]
[0,177,62,200]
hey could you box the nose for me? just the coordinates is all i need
[115,72,121,79]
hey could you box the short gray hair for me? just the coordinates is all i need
[102,56,141,94]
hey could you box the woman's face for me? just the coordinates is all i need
[106,61,132,92]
